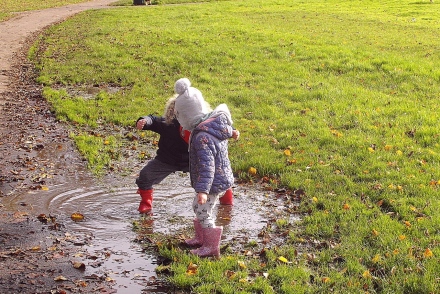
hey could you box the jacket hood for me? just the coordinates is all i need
[193,104,233,141]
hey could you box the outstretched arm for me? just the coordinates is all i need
[136,116,153,130]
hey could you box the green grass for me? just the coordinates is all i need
[0,0,85,21]
[0,0,142,21]
[26,0,440,292]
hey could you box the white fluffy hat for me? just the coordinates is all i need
[174,78,211,131]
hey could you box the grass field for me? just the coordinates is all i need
[21,0,440,292]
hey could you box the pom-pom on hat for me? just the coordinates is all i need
[174,78,211,131]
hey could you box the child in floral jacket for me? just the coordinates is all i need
[173,78,239,257]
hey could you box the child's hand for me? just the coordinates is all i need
[136,119,147,130]
[197,192,208,204]
[232,130,240,140]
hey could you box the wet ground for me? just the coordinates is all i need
[0,2,302,293]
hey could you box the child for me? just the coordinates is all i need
[135,96,236,214]
[173,77,237,257]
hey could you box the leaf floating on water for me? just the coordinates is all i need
[71,212,85,222]
[72,261,86,270]
[54,275,68,281]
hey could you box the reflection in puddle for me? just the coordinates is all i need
[1,171,285,292]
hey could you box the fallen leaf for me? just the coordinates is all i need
[248,167,257,175]
[72,261,86,270]
[423,248,433,258]
[54,275,67,281]
[71,212,85,221]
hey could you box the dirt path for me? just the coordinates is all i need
[0,0,118,112]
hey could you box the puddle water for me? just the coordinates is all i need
[2,168,283,293]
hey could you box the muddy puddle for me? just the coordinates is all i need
[1,158,296,293]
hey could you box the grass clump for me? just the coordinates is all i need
[27,0,440,292]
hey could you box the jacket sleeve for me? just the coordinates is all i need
[136,115,166,133]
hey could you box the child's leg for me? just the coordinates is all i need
[191,193,223,257]
[136,158,176,190]
[192,193,219,228]
[136,159,177,213]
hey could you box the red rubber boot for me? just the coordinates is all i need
[219,188,233,205]
[137,189,153,213]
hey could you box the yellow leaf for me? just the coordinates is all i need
[404,221,411,228]
[423,248,433,258]
[312,197,318,203]
[398,235,406,241]
[278,256,289,263]
[372,229,379,237]
[284,149,291,156]
[342,203,350,210]
[368,147,375,153]
[384,145,393,151]
[248,167,257,175]
[186,262,198,275]
[393,249,400,255]
[71,212,85,221]
[372,254,381,263]
[396,150,403,156]
[104,140,110,145]
[238,261,247,269]
[54,275,67,281]
[72,262,86,270]
[362,270,371,279]
[322,277,331,283]
[225,270,236,279]
[41,185,49,191]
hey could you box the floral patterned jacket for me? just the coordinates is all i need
[189,105,234,195]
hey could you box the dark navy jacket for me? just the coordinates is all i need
[139,115,190,171]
